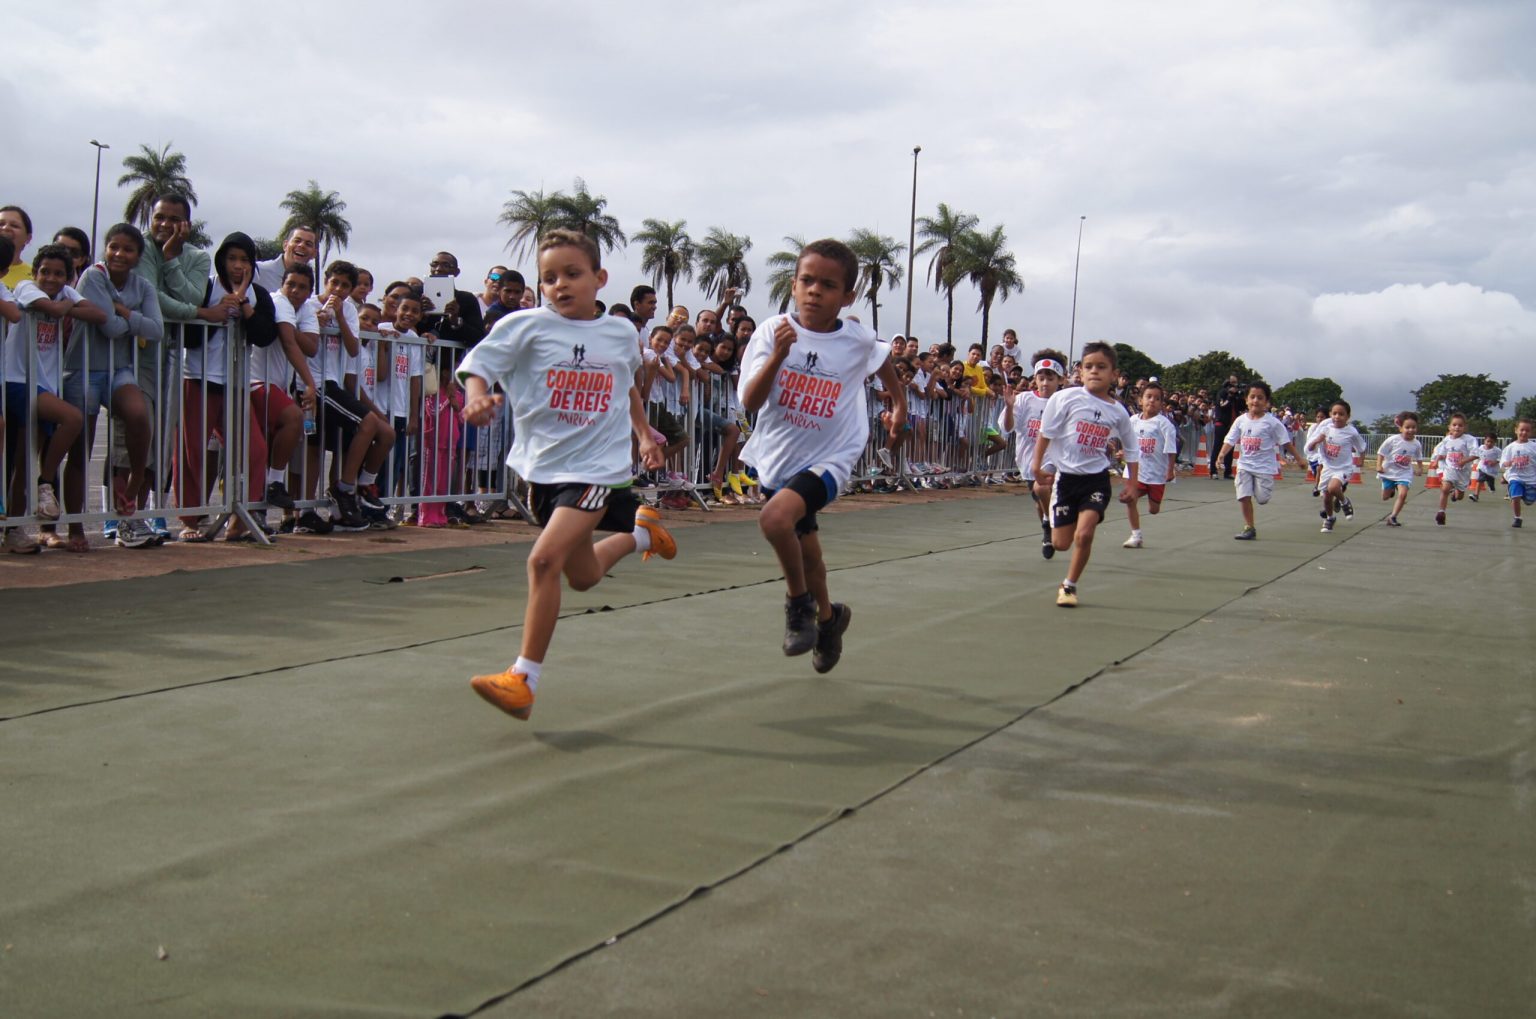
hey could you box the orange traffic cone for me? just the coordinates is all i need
[1193,433,1210,477]
[1350,453,1363,485]
[1426,466,1442,489]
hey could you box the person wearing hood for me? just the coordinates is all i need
[172,232,278,541]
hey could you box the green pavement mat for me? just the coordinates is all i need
[498,493,1536,1018]
[8,481,1522,1017]
[1,498,1021,720]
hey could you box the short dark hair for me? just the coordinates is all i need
[501,269,526,287]
[630,284,656,306]
[1398,410,1419,424]
[1448,411,1466,422]
[31,243,73,278]
[395,292,422,309]
[324,260,359,286]
[384,280,410,296]
[650,324,674,339]
[798,238,858,291]
[1246,380,1272,401]
[1030,347,1068,367]
[104,222,146,255]
[283,263,316,286]
[288,224,319,242]
[1332,399,1352,416]
[674,323,698,340]
[153,193,193,219]
[968,343,984,354]
[51,226,90,261]
[538,229,601,271]
[736,316,756,334]
[1080,340,1117,367]
[1141,380,1165,397]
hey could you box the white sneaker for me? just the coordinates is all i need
[876,447,895,471]
[4,527,40,554]
[35,482,61,521]
[1122,533,1143,548]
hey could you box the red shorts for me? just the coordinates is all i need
[1135,481,1166,505]
[249,383,297,439]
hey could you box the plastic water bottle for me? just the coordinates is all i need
[303,402,316,436]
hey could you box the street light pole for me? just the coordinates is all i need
[1067,215,1086,367]
[904,145,921,339]
[89,139,110,261]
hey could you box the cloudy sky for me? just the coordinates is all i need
[7,0,1533,418]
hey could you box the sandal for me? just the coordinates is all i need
[42,532,70,550]
[65,533,91,553]
[178,526,213,543]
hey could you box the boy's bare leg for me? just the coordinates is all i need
[564,529,640,592]
[1393,486,1410,518]
[520,507,604,663]
[759,488,810,597]
[1238,495,1256,528]
[1066,512,1100,585]
[799,531,832,622]
[112,385,152,507]
[1126,495,1142,531]
[341,417,378,484]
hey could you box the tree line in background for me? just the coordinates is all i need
[103,144,1531,430]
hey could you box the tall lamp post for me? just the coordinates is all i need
[89,139,110,261]
[1067,215,1086,367]
[903,145,921,339]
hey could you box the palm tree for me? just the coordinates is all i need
[278,180,351,270]
[695,227,753,301]
[117,143,198,229]
[947,224,1024,346]
[846,229,906,335]
[187,220,214,249]
[765,234,807,314]
[633,218,695,309]
[915,203,979,342]
[550,178,626,257]
[497,186,564,267]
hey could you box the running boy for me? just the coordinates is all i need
[1472,432,1501,501]
[1216,381,1307,540]
[1428,413,1478,525]
[1305,400,1365,533]
[1032,341,1139,605]
[457,229,674,720]
[1500,419,1536,529]
[739,238,904,670]
[1376,412,1424,527]
[1000,348,1065,559]
[1304,408,1328,496]
[1122,380,1177,548]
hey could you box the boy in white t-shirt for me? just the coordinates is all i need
[1376,411,1424,527]
[1216,381,1308,540]
[739,238,904,669]
[1471,432,1501,501]
[1429,412,1479,526]
[1032,341,1139,606]
[3,245,89,553]
[1305,400,1366,533]
[1303,408,1328,496]
[1499,418,1536,528]
[1121,380,1178,548]
[1000,348,1065,559]
[457,230,673,721]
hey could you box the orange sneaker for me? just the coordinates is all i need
[470,669,535,720]
[635,505,676,561]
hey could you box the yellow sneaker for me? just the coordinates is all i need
[727,473,745,498]
[635,504,676,561]
[1056,584,1078,608]
[470,669,535,720]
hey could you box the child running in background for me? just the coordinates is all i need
[1306,399,1365,534]
[1001,348,1065,559]
[1304,408,1328,497]
[1500,419,1536,529]
[1121,380,1177,548]
[1472,432,1501,501]
[1376,411,1424,527]
[1032,341,1138,606]
[739,238,904,670]
[1217,381,1308,541]
[1428,412,1478,525]
[458,229,673,720]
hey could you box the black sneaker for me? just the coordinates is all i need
[294,509,333,534]
[1340,497,1353,520]
[1514,518,1523,529]
[811,603,852,674]
[331,487,368,530]
[265,481,296,510]
[1041,521,1055,560]
[782,593,818,656]
[1233,526,1257,540]
[357,484,386,513]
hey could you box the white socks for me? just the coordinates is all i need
[359,469,377,487]
[514,656,542,690]
[632,524,652,553]
[267,467,285,485]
